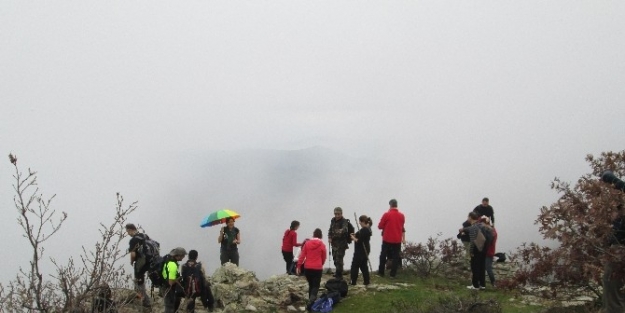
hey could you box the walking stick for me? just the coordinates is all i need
[326,239,333,274]
[354,212,373,273]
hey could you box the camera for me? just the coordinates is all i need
[601,171,625,192]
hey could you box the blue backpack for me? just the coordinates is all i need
[311,292,340,313]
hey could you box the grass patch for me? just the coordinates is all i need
[331,272,544,313]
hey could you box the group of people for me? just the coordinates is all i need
[457,197,499,290]
[280,199,406,305]
[125,224,215,313]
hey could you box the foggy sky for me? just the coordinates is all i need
[1,1,625,283]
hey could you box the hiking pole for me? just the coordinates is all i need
[354,212,373,273]
[327,239,333,274]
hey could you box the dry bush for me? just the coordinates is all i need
[401,233,464,277]
[0,154,137,312]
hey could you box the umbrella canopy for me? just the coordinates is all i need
[200,209,241,228]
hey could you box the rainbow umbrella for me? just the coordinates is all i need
[200,209,241,228]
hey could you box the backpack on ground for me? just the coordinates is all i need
[135,233,160,261]
[310,292,341,313]
[181,261,204,298]
[324,278,348,298]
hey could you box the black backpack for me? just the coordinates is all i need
[325,278,348,298]
[147,254,171,287]
[181,261,204,298]
[135,233,160,261]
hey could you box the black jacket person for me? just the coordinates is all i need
[328,207,355,279]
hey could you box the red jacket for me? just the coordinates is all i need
[378,207,405,244]
[281,229,301,252]
[486,227,498,257]
[297,238,327,270]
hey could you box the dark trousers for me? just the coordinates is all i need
[163,286,182,313]
[378,242,401,277]
[282,250,294,274]
[350,252,370,285]
[470,249,486,288]
[133,259,151,306]
[304,269,322,301]
[603,261,625,312]
[185,296,197,313]
[220,249,239,266]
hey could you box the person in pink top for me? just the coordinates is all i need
[296,228,327,304]
[281,220,302,275]
[481,216,498,287]
[377,199,406,278]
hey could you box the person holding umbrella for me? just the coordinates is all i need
[218,217,241,266]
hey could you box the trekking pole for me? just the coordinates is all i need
[327,239,333,274]
[354,212,373,273]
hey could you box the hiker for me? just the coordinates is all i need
[350,215,372,286]
[328,207,355,279]
[218,217,241,266]
[377,199,406,278]
[282,220,302,275]
[296,228,327,305]
[182,250,214,313]
[481,216,498,287]
[473,197,495,226]
[603,204,625,312]
[125,223,152,308]
[459,212,487,290]
[163,247,187,313]
[457,217,472,267]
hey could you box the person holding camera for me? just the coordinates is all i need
[218,217,241,266]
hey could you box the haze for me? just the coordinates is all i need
[1,1,624,282]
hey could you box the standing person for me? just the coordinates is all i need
[377,199,406,278]
[350,215,372,286]
[603,204,625,312]
[218,217,241,266]
[182,250,214,313]
[125,223,152,308]
[163,247,187,313]
[328,207,355,279]
[296,229,327,306]
[460,212,487,290]
[282,220,302,275]
[481,217,498,287]
[457,218,472,267]
[474,197,495,226]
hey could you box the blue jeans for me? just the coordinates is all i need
[485,256,495,285]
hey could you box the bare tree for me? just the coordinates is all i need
[1,154,138,312]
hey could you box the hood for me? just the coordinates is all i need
[305,238,324,251]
